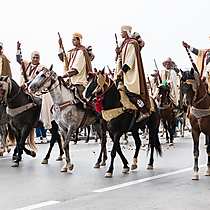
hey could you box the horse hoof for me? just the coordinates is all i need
[7,148,11,153]
[104,172,112,178]
[192,174,199,180]
[60,167,67,173]
[41,159,48,164]
[11,162,19,167]
[147,165,153,170]
[100,162,106,166]
[131,164,138,170]
[68,164,74,171]
[122,167,130,174]
[0,152,3,157]
[12,156,17,161]
[56,156,63,161]
[204,170,210,176]
[31,151,36,158]
[169,143,174,146]
[94,163,100,168]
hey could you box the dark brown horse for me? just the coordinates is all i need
[181,68,210,180]
[157,83,176,145]
[84,70,162,177]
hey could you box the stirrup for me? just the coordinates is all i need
[136,112,150,123]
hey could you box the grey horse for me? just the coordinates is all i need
[29,66,107,173]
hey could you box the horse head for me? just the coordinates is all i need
[180,68,201,106]
[157,81,171,106]
[29,65,56,94]
[0,76,12,103]
[83,68,111,101]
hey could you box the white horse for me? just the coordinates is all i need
[29,66,107,173]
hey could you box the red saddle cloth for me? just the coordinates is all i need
[95,95,103,113]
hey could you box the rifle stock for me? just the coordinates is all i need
[154,58,162,84]
[58,32,69,72]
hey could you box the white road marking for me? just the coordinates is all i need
[13,200,60,210]
[93,164,206,193]
[0,156,10,160]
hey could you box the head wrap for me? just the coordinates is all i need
[73,32,83,41]
[31,51,40,58]
[121,25,132,37]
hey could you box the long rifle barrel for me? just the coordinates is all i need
[184,47,199,74]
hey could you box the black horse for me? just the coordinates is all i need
[157,84,176,145]
[0,76,41,167]
[84,71,162,177]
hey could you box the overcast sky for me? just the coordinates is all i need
[1,0,210,82]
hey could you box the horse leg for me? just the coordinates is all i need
[60,127,74,173]
[168,120,175,146]
[131,129,141,170]
[192,130,200,180]
[85,126,91,143]
[105,135,119,178]
[163,121,169,143]
[93,121,107,168]
[205,138,210,176]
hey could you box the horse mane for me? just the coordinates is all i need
[57,76,69,89]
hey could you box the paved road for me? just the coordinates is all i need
[0,132,210,210]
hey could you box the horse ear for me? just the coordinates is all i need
[49,64,53,71]
[190,68,194,75]
[101,67,105,75]
[179,69,183,75]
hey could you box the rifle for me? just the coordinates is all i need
[58,32,69,72]
[147,76,153,96]
[17,41,28,82]
[115,33,119,62]
[154,58,162,84]
[184,46,199,74]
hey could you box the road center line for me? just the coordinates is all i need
[93,164,206,193]
[13,200,60,210]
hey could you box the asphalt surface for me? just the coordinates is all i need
[0,132,210,210]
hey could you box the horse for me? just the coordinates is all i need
[181,68,210,180]
[157,83,176,145]
[28,66,107,172]
[83,70,162,177]
[0,76,41,167]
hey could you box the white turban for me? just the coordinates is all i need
[31,51,40,58]
[73,32,83,41]
[121,25,132,36]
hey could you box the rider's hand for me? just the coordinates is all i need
[115,47,120,54]
[182,41,190,49]
[17,41,21,50]
[21,83,28,91]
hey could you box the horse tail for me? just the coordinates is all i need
[147,99,162,156]
[27,128,37,151]
[7,124,16,146]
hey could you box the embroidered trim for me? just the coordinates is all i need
[102,107,124,121]
[6,103,36,117]
[190,106,210,119]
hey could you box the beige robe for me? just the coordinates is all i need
[121,42,141,95]
[161,68,180,106]
[0,54,12,77]
[68,49,88,86]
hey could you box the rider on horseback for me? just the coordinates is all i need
[58,32,93,107]
[115,25,150,122]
